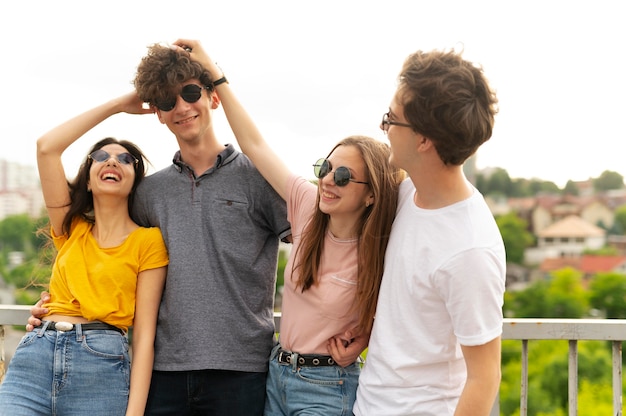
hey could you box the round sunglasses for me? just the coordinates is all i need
[89,149,138,166]
[312,158,369,187]
[154,84,213,112]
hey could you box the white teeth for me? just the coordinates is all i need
[102,173,120,181]
[178,116,195,124]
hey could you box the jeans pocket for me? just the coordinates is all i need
[295,367,345,386]
[80,332,129,359]
[15,331,38,349]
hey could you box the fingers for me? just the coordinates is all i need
[40,291,50,303]
[26,315,42,332]
[172,39,199,53]
[30,291,49,321]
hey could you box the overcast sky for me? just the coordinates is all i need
[1,1,624,187]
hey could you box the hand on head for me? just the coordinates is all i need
[171,39,223,81]
[117,91,155,115]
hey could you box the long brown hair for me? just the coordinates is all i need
[292,135,405,334]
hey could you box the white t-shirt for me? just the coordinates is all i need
[354,178,506,416]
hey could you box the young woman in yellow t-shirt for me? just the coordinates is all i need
[0,92,168,416]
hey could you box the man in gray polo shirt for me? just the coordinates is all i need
[132,41,290,415]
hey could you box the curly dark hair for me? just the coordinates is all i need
[62,138,148,235]
[397,49,499,166]
[134,43,217,106]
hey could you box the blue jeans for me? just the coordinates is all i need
[0,323,130,416]
[144,368,267,415]
[265,344,360,416]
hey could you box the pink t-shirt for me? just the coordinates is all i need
[278,175,360,354]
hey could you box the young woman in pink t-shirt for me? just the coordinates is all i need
[181,40,404,414]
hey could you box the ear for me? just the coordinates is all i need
[365,194,374,208]
[210,92,221,109]
[416,134,433,152]
[156,110,166,124]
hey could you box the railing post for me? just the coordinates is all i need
[520,339,528,416]
[0,325,5,384]
[613,341,622,416]
[568,340,578,415]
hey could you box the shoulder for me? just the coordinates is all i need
[132,226,165,242]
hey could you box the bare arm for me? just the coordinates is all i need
[173,39,292,200]
[125,266,167,416]
[455,337,502,415]
[37,92,152,234]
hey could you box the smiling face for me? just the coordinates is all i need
[87,143,137,199]
[155,79,220,145]
[317,144,374,221]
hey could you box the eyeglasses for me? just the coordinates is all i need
[89,149,138,166]
[312,158,369,187]
[154,84,212,112]
[381,111,412,134]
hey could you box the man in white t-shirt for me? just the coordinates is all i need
[353,49,506,416]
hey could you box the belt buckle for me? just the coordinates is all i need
[278,350,292,364]
[55,321,74,331]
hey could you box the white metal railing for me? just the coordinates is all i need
[500,318,624,416]
[1,306,624,415]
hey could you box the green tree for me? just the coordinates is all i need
[506,279,551,317]
[495,212,534,264]
[588,272,626,318]
[562,180,579,196]
[486,168,512,196]
[527,179,560,196]
[593,170,624,192]
[613,205,626,234]
[0,214,38,252]
[545,268,588,318]
[505,268,587,318]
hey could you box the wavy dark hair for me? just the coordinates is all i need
[61,137,148,236]
[292,135,405,334]
[134,43,217,106]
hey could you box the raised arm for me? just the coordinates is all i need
[174,39,292,200]
[36,92,152,234]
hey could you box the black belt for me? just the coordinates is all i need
[41,321,124,335]
[276,348,336,367]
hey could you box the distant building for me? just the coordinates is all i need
[0,160,43,220]
[537,254,626,283]
[524,215,606,264]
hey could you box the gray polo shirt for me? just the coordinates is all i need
[132,144,290,372]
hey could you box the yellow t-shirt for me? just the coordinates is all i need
[43,218,169,331]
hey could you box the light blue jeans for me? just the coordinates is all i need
[0,322,130,416]
[264,343,360,416]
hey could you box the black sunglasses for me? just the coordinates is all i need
[312,158,369,187]
[154,84,213,112]
[89,149,138,166]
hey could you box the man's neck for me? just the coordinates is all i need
[410,165,471,209]
[177,140,227,177]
